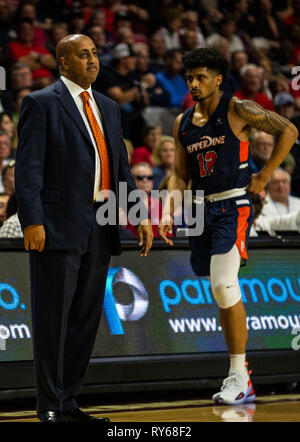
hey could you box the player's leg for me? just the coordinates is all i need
[210,245,255,405]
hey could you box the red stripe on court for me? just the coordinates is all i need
[239,140,249,163]
[236,206,250,260]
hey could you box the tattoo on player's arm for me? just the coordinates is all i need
[234,99,291,136]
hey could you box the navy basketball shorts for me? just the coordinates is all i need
[189,194,253,277]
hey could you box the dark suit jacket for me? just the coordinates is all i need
[15,78,137,254]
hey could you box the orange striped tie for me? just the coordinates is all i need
[80,91,111,198]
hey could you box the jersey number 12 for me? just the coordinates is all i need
[197,150,217,177]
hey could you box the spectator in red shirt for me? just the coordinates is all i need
[7,18,56,86]
[234,63,274,111]
[283,0,300,27]
[131,126,163,166]
[80,0,96,25]
[18,1,47,46]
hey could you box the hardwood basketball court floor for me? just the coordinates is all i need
[0,393,300,422]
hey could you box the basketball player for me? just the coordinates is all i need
[158,48,298,405]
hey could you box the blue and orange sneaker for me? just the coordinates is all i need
[212,364,255,405]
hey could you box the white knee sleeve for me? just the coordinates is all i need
[210,245,242,309]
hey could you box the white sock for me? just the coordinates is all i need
[229,354,246,374]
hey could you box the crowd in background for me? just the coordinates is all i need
[0,0,300,239]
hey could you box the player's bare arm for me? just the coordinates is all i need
[158,114,189,245]
[232,98,299,193]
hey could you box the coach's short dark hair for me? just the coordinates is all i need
[183,48,230,89]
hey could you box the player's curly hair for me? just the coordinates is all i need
[183,48,230,90]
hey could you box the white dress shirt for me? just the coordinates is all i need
[61,75,107,201]
[250,210,300,237]
[261,193,300,217]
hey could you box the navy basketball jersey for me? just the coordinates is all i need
[178,94,250,195]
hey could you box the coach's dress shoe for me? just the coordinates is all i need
[38,411,68,422]
[64,408,110,423]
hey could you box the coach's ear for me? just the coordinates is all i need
[60,56,68,71]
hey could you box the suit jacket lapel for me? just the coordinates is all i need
[54,79,94,148]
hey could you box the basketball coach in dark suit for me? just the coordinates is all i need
[15,34,153,423]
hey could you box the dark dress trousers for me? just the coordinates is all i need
[15,79,137,412]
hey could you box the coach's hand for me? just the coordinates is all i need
[24,224,46,252]
[158,214,174,246]
[137,219,153,256]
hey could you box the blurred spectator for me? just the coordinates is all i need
[0,112,15,141]
[234,64,274,111]
[1,159,15,195]
[127,162,170,238]
[0,131,13,192]
[256,55,273,100]
[249,131,275,174]
[1,62,33,113]
[0,192,9,227]
[0,0,15,59]
[157,8,182,50]
[276,40,295,77]
[68,10,85,34]
[0,212,23,238]
[155,49,189,109]
[261,168,300,217]
[9,61,33,89]
[250,189,300,236]
[132,162,154,198]
[80,0,97,25]
[116,26,136,46]
[7,18,56,86]
[133,43,152,75]
[97,43,145,144]
[289,24,300,66]
[18,1,47,46]
[149,32,167,72]
[250,0,286,52]
[88,24,112,66]
[224,50,248,95]
[181,30,201,54]
[230,0,255,39]
[151,135,175,190]
[180,10,206,49]
[133,43,170,107]
[112,10,133,38]
[206,15,245,54]
[273,92,300,197]
[131,125,163,166]
[274,92,297,122]
[198,3,223,38]
[282,0,300,27]
[269,74,290,99]
[113,10,148,45]
[250,36,270,58]
[207,35,231,61]
[249,130,295,176]
[46,23,69,58]
[87,9,113,43]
